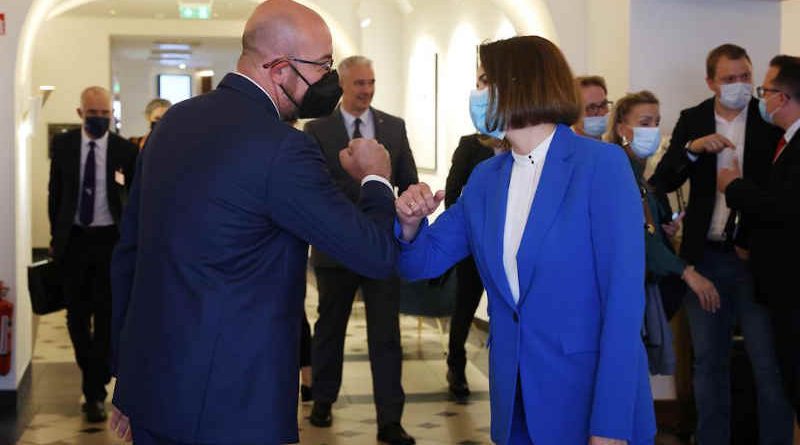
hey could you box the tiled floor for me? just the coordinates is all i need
[16,274,495,445]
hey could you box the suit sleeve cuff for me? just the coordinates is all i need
[362,175,394,195]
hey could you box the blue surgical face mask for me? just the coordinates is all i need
[629,126,661,159]
[582,115,608,138]
[759,96,778,125]
[469,88,505,140]
[719,82,752,110]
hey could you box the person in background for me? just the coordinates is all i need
[129,98,172,150]
[48,86,138,423]
[443,66,505,399]
[573,75,612,139]
[394,35,655,445]
[649,43,792,445]
[607,90,720,374]
[303,55,418,445]
[719,54,800,424]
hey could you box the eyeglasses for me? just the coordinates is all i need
[264,56,334,73]
[755,86,784,99]
[585,100,613,115]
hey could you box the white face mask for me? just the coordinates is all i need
[719,82,753,110]
[629,127,661,159]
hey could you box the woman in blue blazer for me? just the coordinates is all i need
[395,36,656,445]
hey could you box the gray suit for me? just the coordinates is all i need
[304,107,418,426]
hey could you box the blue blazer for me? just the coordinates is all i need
[397,125,656,445]
[110,73,397,444]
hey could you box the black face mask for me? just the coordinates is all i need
[84,116,110,139]
[280,64,342,119]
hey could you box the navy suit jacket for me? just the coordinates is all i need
[110,73,397,443]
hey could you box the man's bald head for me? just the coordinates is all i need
[80,86,111,110]
[240,0,330,62]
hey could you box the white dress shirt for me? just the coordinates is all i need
[503,130,554,303]
[231,72,392,192]
[75,131,114,226]
[707,105,748,241]
[341,108,376,140]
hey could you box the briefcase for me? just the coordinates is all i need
[27,259,65,315]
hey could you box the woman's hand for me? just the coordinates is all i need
[661,211,684,239]
[682,265,721,313]
[589,436,626,445]
[396,183,444,242]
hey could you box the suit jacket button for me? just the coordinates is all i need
[513,313,519,323]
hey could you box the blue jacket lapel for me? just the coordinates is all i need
[484,152,517,310]
[516,125,576,306]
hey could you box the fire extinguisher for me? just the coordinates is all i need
[0,281,12,376]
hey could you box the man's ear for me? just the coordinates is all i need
[76,108,84,120]
[705,77,717,95]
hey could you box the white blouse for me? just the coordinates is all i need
[503,131,554,303]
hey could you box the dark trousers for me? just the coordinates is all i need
[300,309,311,368]
[685,245,793,445]
[447,257,484,374]
[61,225,117,403]
[769,304,800,424]
[312,267,404,426]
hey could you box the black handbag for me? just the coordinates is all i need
[27,259,66,315]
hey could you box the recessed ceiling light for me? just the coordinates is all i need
[360,17,372,28]
[155,43,192,51]
[179,63,187,70]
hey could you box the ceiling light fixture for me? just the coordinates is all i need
[360,17,372,29]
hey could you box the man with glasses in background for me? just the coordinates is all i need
[573,75,613,139]
[719,54,800,426]
[650,44,793,445]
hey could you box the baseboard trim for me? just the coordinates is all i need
[0,362,34,444]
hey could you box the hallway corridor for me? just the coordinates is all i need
[16,274,494,445]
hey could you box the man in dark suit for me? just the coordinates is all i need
[48,86,138,423]
[719,54,800,424]
[303,55,418,444]
[649,44,793,444]
[108,2,399,444]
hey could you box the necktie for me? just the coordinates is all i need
[79,141,96,226]
[773,136,787,163]
[352,118,362,140]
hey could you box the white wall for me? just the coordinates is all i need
[629,0,781,135]
[2,0,37,391]
[782,0,800,56]
[400,0,517,190]
[358,0,404,116]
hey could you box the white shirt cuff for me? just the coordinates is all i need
[686,151,699,162]
[361,175,394,194]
